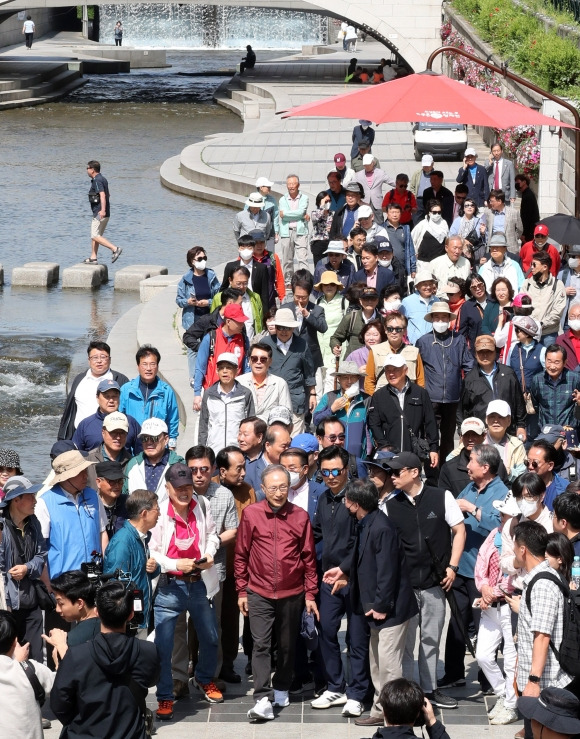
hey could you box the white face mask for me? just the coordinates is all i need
[378,258,392,268]
[569,257,580,270]
[432,320,449,333]
[239,249,254,262]
[569,319,580,332]
[517,498,538,518]
[384,299,402,311]
[288,471,301,487]
[430,213,442,223]
[324,201,331,211]
[344,381,360,398]
[194,260,207,271]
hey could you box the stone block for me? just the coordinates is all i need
[140,275,180,303]
[62,263,108,289]
[114,265,168,291]
[11,261,59,287]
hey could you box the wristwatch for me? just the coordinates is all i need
[473,506,479,517]
[448,564,459,573]
[528,674,541,684]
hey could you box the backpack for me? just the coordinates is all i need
[525,570,580,677]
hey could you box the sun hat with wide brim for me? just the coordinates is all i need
[518,688,580,735]
[314,271,344,291]
[424,301,454,322]
[51,450,95,485]
[273,308,299,328]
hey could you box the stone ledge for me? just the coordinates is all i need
[114,264,168,291]
[140,274,181,303]
[11,261,59,287]
[62,263,108,289]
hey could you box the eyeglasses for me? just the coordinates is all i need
[141,435,163,444]
[140,362,158,369]
[386,326,404,334]
[189,466,210,474]
[390,468,409,477]
[264,485,289,493]
[250,355,268,363]
[464,203,476,208]
[520,493,540,501]
[89,354,109,362]
[323,433,345,442]
[320,467,346,477]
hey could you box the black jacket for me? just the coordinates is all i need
[520,187,540,242]
[280,300,327,369]
[182,308,248,353]
[221,259,270,315]
[371,720,451,739]
[422,185,455,227]
[51,631,160,739]
[367,381,439,453]
[457,362,527,432]
[347,509,418,628]
[329,203,360,241]
[455,299,483,353]
[313,486,357,572]
[439,449,509,497]
[58,369,130,440]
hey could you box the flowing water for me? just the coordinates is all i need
[0,50,292,478]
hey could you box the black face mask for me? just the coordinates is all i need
[533,271,544,284]
[515,183,521,192]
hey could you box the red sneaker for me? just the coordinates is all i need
[156,699,174,720]
[192,677,224,703]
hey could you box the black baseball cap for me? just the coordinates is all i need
[388,452,422,471]
[94,461,124,481]
[165,462,193,487]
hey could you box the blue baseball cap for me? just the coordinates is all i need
[0,477,44,508]
[290,434,319,454]
[363,450,396,472]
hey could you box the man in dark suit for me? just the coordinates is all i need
[422,171,454,228]
[280,269,327,372]
[456,147,489,207]
[486,143,516,202]
[220,234,270,314]
[323,479,418,727]
[515,173,540,242]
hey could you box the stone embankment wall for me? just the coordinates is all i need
[444,4,576,215]
[0,9,60,48]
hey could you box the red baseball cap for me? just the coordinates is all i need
[334,153,346,164]
[534,224,549,236]
[223,303,247,323]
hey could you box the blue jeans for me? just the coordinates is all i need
[154,579,218,700]
[540,332,558,348]
[187,348,197,388]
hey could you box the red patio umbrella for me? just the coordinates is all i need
[281,71,576,129]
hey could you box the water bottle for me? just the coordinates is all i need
[572,556,580,590]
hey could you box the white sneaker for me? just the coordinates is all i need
[311,690,348,709]
[273,690,289,707]
[490,706,519,725]
[342,699,363,717]
[488,695,505,720]
[247,697,275,720]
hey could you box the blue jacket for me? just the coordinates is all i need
[456,163,490,207]
[313,390,370,458]
[401,293,438,345]
[119,377,180,442]
[384,222,417,277]
[456,476,508,577]
[415,331,474,403]
[544,474,570,512]
[353,265,395,294]
[176,268,221,330]
[72,408,141,453]
[103,520,160,627]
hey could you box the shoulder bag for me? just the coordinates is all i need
[518,346,536,415]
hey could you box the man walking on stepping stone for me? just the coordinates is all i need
[85,160,123,265]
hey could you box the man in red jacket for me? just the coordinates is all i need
[520,224,561,277]
[235,464,319,721]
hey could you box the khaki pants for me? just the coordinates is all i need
[279,231,309,284]
[369,620,410,718]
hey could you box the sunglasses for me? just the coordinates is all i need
[189,466,210,474]
[324,433,346,442]
[386,326,404,334]
[430,210,442,215]
[194,256,207,262]
[320,467,346,478]
[141,435,163,444]
[250,356,268,363]
[526,460,541,469]
[464,203,476,208]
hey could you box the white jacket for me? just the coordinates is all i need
[0,656,55,739]
[149,496,221,598]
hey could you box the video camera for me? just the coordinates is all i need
[81,551,145,631]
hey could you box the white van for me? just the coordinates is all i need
[412,121,468,161]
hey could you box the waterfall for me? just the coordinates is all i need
[99,4,328,49]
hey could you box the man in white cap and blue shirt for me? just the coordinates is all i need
[456,147,489,207]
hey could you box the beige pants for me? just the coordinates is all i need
[291,412,305,436]
[369,620,410,718]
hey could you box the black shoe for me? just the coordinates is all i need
[426,690,458,709]
[245,660,253,675]
[437,675,466,689]
[289,676,305,695]
[219,667,242,683]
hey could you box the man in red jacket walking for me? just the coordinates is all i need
[235,464,319,721]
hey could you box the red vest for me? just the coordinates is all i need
[203,328,245,390]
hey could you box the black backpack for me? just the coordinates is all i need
[525,570,580,677]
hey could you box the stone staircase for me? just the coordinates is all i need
[213,77,276,121]
[0,61,86,110]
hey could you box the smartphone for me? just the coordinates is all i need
[472,598,481,608]
[498,585,511,596]
[194,557,207,566]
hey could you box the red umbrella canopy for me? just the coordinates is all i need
[281,71,576,129]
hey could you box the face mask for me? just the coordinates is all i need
[533,271,544,284]
[378,258,392,268]
[361,125,369,130]
[288,471,301,487]
[569,319,580,332]
[569,258,580,270]
[515,182,521,191]
[239,249,254,261]
[430,213,442,223]
[384,299,402,311]
[344,381,360,398]
[324,201,331,211]
[534,241,546,250]
[194,260,206,271]
[432,321,449,334]
[517,498,538,518]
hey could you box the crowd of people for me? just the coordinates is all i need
[4,136,580,739]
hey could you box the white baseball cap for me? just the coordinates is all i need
[138,418,169,438]
[460,417,486,436]
[362,154,375,166]
[465,147,477,157]
[486,399,512,418]
[421,154,434,166]
[216,352,239,367]
[255,177,273,188]
[383,354,407,368]
[357,205,373,218]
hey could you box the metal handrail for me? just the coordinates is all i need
[426,45,580,217]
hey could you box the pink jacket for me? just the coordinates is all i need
[474,527,514,597]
